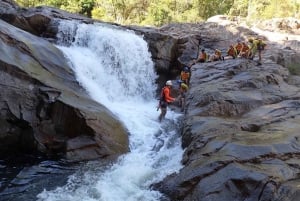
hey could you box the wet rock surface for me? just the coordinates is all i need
[0,155,77,201]
[153,23,300,201]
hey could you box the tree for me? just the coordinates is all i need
[14,0,300,26]
[79,0,95,17]
[145,1,172,26]
[195,0,234,20]
[228,0,248,17]
[17,0,37,7]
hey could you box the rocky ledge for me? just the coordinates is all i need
[153,21,300,201]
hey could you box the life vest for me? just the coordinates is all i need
[199,52,207,61]
[227,45,237,58]
[235,43,243,54]
[180,83,189,92]
[239,43,250,57]
[241,42,250,52]
[160,86,174,103]
[215,49,222,57]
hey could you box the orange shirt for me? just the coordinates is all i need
[199,52,207,60]
[235,43,243,52]
[241,42,249,52]
[162,86,175,103]
[227,45,237,57]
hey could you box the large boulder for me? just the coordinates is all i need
[256,17,300,35]
[153,21,300,201]
[0,19,129,162]
[155,60,300,201]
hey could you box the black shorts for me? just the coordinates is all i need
[257,45,264,51]
[160,100,168,108]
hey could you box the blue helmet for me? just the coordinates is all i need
[183,67,189,72]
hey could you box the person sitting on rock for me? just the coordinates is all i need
[235,40,244,56]
[227,45,238,59]
[239,42,250,58]
[191,49,208,65]
[209,49,224,61]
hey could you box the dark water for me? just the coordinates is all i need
[0,154,79,201]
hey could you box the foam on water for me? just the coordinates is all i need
[37,21,183,201]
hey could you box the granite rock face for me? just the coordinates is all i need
[153,21,300,201]
[0,18,129,162]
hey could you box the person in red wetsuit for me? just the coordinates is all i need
[158,80,175,122]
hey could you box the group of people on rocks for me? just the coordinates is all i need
[227,37,267,65]
[191,37,266,66]
[191,48,224,65]
[157,37,266,122]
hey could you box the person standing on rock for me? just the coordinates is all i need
[248,38,266,65]
[158,80,176,122]
[177,80,189,112]
[256,38,267,65]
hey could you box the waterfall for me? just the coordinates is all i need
[37,21,183,201]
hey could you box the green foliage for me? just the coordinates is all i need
[196,0,234,20]
[44,0,68,8]
[246,0,300,22]
[17,0,37,7]
[228,0,248,17]
[175,8,203,23]
[79,0,95,17]
[14,0,299,26]
[146,1,172,26]
[60,0,81,14]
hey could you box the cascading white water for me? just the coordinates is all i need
[37,21,183,201]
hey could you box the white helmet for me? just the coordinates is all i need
[166,80,172,86]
